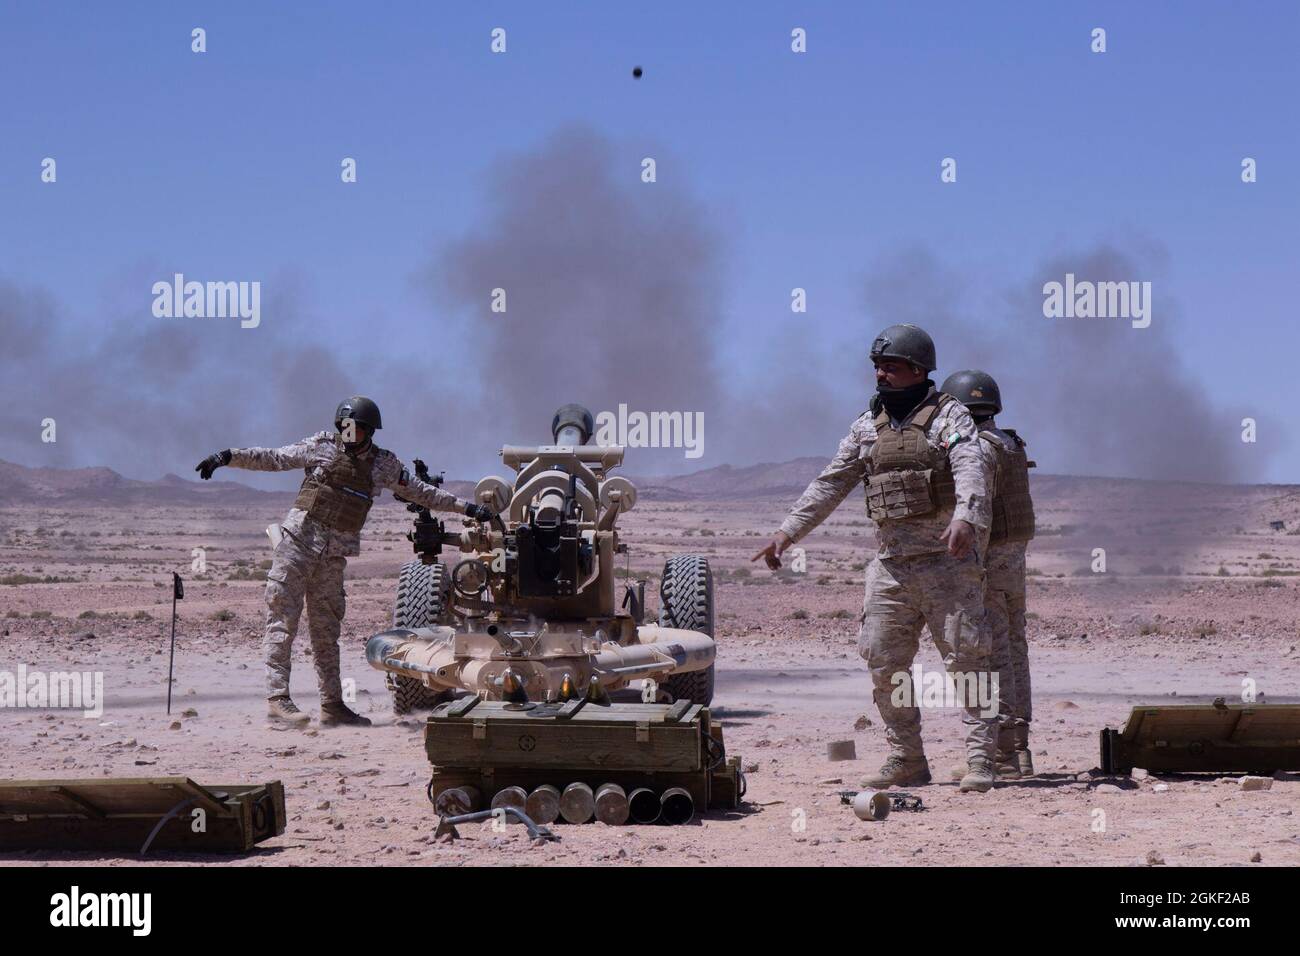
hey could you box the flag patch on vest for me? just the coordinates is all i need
[941,431,964,449]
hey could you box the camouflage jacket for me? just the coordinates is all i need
[779,397,991,559]
[229,432,467,557]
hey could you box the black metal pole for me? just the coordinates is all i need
[167,583,177,714]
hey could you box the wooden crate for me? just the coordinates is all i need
[0,777,285,853]
[1101,703,1300,774]
[425,698,741,812]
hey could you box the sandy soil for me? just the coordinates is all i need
[2,497,1298,866]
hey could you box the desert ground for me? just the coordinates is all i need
[2,465,1299,867]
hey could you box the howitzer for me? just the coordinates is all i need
[367,404,716,710]
[365,405,742,825]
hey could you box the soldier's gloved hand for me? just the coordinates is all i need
[195,450,232,480]
[465,503,496,523]
[940,518,975,559]
[752,531,792,571]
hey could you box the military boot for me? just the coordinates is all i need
[952,757,1017,781]
[994,750,1022,779]
[1015,725,1035,776]
[268,695,311,727]
[1015,750,1035,776]
[320,701,372,728]
[959,756,995,793]
[861,754,931,789]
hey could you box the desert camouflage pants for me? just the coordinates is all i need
[986,542,1031,749]
[263,531,347,704]
[858,550,998,762]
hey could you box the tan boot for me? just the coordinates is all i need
[268,695,311,727]
[1014,725,1035,776]
[959,756,995,793]
[1016,749,1035,776]
[861,754,931,788]
[320,700,372,728]
[995,750,1022,779]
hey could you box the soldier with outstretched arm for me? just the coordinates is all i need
[753,326,1001,792]
[194,396,495,727]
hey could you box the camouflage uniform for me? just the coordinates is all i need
[779,389,996,763]
[975,420,1034,753]
[228,432,467,703]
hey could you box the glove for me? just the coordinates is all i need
[464,503,496,523]
[195,449,232,480]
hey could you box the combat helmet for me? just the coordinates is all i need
[334,395,383,432]
[940,370,1002,416]
[869,324,937,372]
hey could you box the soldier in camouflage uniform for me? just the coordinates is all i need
[195,396,495,727]
[941,370,1036,777]
[754,326,999,793]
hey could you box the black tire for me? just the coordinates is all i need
[388,561,452,715]
[658,554,716,706]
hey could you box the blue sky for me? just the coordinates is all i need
[2,1,1296,483]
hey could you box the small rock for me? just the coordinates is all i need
[1144,850,1165,866]
[316,800,331,810]
[1095,784,1123,794]
[742,761,760,773]
[1054,701,1079,710]
[182,707,198,718]
[1250,851,1262,863]
[817,777,843,785]
[853,715,872,731]
[168,721,182,730]
[1240,776,1273,792]
[1131,768,1149,780]
[1153,783,1169,792]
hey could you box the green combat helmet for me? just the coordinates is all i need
[940,370,1002,416]
[869,324,937,372]
[334,395,383,432]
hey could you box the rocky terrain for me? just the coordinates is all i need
[1,458,1298,866]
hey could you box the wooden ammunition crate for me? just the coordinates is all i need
[0,777,286,853]
[425,697,742,812]
[1101,702,1300,774]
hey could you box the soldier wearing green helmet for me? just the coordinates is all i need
[941,369,1037,778]
[754,325,1000,794]
[195,396,496,727]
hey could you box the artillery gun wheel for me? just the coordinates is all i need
[658,554,716,706]
[389,560,453,715]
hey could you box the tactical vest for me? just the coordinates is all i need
[293,441,376,533]
[864,391,958,521]
[980,427,1035,544]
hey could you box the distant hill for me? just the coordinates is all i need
[3,457,1298,535]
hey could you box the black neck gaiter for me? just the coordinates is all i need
[877,380,933,421]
